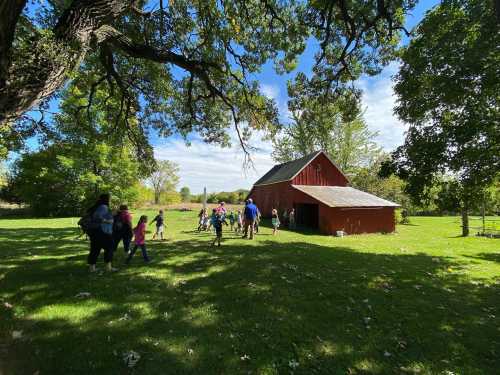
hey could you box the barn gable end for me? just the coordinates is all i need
[291,151,349,186]
[254,150,348,187]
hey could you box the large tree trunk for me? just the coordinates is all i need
[0,0,130,126]
[461,203,469,237]
[0,0,28,90]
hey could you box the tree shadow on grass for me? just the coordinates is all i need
[465,252,500,264]
[0,227,499,374]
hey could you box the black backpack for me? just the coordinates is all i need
[113,213,124,232]
[78,206,99,234]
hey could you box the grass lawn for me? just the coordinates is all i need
[0,212,499,374]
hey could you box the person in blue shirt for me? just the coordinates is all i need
[87,193,116,273]
[211,210,226,247]
[242,198,258,240]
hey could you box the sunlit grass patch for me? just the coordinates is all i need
[0,213,498,374]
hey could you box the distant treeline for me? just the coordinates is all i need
[189,189,249,205]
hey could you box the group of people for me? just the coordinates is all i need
[81,194,165,272]
[83,193,298,270]
[196,199,297,244]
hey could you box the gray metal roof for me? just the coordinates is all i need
[292,185,400,207]
[254,150,324,186]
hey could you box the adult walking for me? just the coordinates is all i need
[113,205,133,254]
[87,193,116,272]
[242,198,258,240]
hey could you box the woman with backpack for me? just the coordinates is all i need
[86,193,117,272]
[112,205,133,254]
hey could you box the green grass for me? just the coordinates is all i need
[0,212,499,374]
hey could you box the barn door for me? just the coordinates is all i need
[295,203,319,229]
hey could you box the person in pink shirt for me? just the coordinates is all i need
[126,215,150,264]
[216,202,227,215]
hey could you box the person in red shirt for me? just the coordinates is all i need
[126,215,150,264]
[113,205,133,254]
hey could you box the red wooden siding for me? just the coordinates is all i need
[250,181,294,217]
[249,184,396,235]
[292,153,349,186]
[325,207,396,234]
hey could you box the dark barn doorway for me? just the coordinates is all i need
[295,203,319,229]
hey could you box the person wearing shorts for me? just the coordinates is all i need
[150,210,165,240]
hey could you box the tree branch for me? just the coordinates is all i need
[0,0,28,87]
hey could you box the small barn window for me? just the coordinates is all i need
[316,164,321,172]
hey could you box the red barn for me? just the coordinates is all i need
[247,150,399,235]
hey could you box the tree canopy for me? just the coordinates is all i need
[180,186,191,202]
[0,0,415,159]
[381,0,499,235]
[147,160,180,204]
[273,77,380,174]
[3,141,141,216]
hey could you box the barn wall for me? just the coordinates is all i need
[249,182,294,217]
[250,184,332,233]
[292,153,349,186]
[249,183,396,235]
[326,207,396,234]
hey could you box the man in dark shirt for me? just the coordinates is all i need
[242,199,258,239]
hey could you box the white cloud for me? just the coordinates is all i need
[260,83,280,100]
[261,83,291,121]
[358,62,408,151]
[153,129,275,194]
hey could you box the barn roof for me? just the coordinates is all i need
[254,150,346,186]
[292,185,400,207]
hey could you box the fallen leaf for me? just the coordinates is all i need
[118,313,131,321]
[123,350,140,367]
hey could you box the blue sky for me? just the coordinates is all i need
[16,0,440,194]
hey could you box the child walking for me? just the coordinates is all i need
[126,215,150,264]
[197,209,207,231]
[236,210,243,233]
[228,211,236,232]
[211,210,224,247]
[150,210,165,240]
[271,208,280,235]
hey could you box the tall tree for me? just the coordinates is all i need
[383,0,500,236]
[0,1,415,158]
[148,160,180,204]
[180,186,191,203]
[273,81,380,174]
[351,153,410,208]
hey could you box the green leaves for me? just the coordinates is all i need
[391,0,500,204]
[4,140,142,216]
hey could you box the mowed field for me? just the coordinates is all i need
[0,211,498,374]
